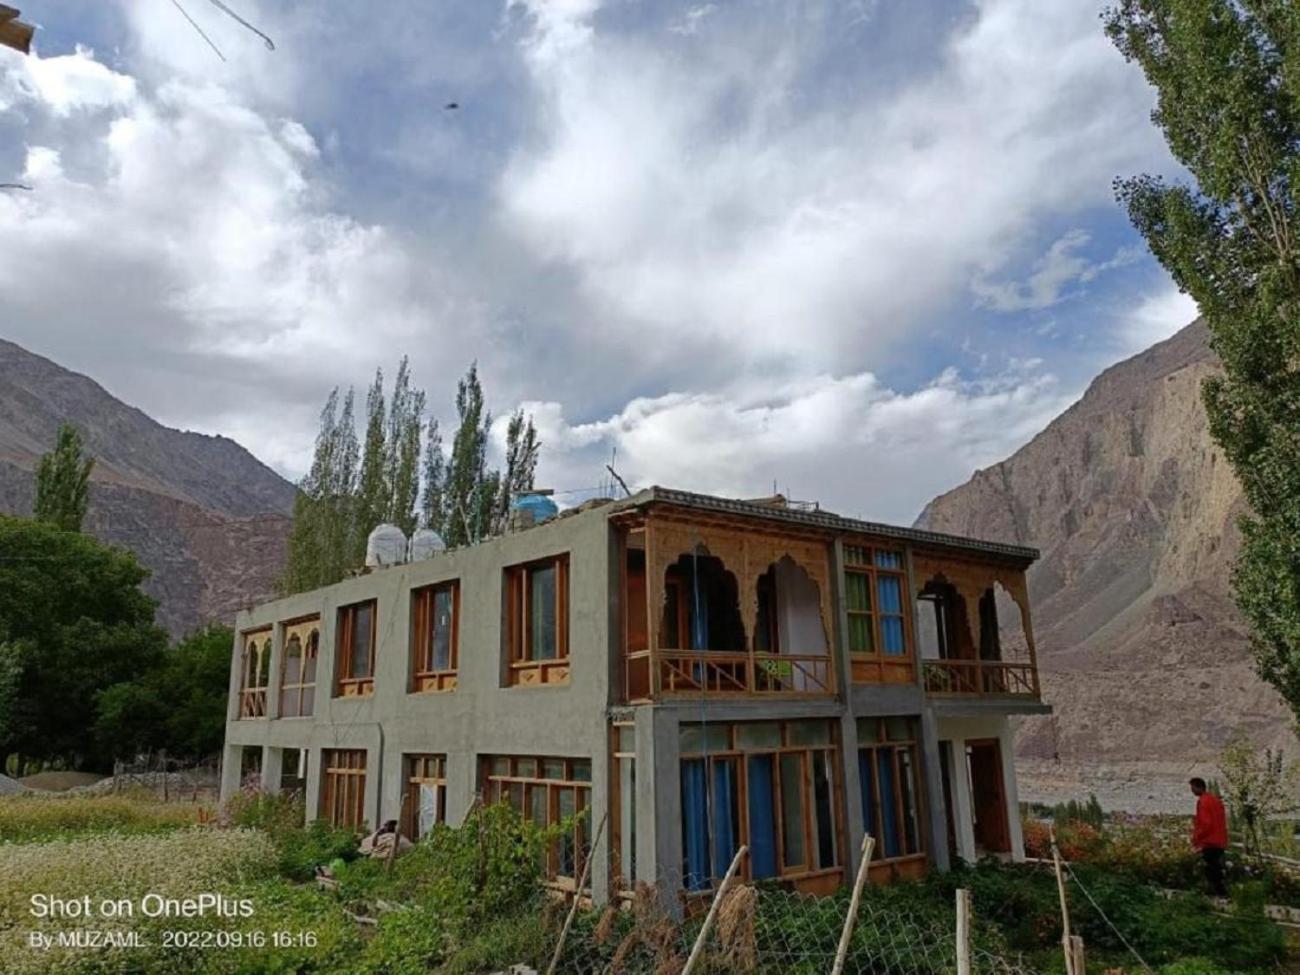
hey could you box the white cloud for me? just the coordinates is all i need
[0,49,479,474]
[1116,284,1199,357]
[973,229,1142,312]
[525,366,1075,524]
[8,45,136,115]
[500,0,1170,370]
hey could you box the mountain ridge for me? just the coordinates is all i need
[916,319,1294,765]
[0,339,293,637]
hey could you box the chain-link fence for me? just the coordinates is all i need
[535,862,1042,975]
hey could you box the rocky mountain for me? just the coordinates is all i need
[916,320,1294,771]
[0,339,293,637]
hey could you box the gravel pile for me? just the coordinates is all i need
[0,773,29,796]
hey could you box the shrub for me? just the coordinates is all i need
[274,818,359,882]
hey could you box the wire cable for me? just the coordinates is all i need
[1062,858,1155,974]
[168,0,226,61]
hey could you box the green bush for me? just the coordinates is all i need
[274,818,359,882]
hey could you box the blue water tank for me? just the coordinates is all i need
[511,491,558,526]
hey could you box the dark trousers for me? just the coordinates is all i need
[1201,846,1227,897]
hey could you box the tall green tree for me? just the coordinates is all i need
[0,515,167,772]
[441,364,493,546]
[282,388,359,593]
[492,408,541,534]
[353,369,389,560]
[33,423,93,532]
[385,356,426,536]
[1106,0,1300,725]
[421,417,445,532]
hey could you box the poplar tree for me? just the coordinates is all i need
[33,423,94,532]
[442,364,492,547]
[385,357,426,536]
[1107,0,1300,724]
[493,408,541,533]
[281,389,359,593]
[353,369,389,561]
[420,418,445,533]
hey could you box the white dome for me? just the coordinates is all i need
[408,528,446,561]
[365,523,408,567]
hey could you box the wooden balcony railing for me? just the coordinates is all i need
[238,687,267,718]
[625,649,835,700]
[922,659,1039,698]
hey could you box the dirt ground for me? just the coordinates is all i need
[1017,758,1217,815]
[18,771,107,792]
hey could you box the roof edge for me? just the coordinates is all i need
[614,486,1039,563]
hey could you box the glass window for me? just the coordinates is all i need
[780,753,806,869]
[432,587,454,670]
[787,720,832,746]
[735,722,782,750]
[530,564,557,660]
[350,603,373,678]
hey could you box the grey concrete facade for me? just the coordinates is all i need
[221,489,1048,901]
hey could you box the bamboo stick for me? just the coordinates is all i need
[544,813,608,975]
[831,834,877,975]
[681,845,749,975]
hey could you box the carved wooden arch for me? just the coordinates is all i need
[911,554,1035,657]
[644,518,834,652]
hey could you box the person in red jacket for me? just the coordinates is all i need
[1189,777,1228,897]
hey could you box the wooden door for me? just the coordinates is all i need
[966,739,1010,854]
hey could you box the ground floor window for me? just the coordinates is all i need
[611,723,637,892]
[481,755,592,886]
[321,749,367,829]
[280,747,307,797]
[857,717,924,861]
[679,719,842,891]
[401,753,447,840]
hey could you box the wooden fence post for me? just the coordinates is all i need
[832,834,877,975]
[681,845,749,975]
[955,887,972,975]
[544,812,608,975]
[1051,826,1075,975]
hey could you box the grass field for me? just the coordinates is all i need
[0,792,1292,975]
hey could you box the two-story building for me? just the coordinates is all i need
[220,487,1047,901]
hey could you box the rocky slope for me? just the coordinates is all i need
[0,339,293,637]
[916,320,1294,770]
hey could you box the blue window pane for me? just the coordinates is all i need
[875,551,902,569]
[747,756,778,879]
[876,576,902,614]
[858,751,877,839]
[681,760,709,891]
[881,617,905,655]
[877,750,900,858]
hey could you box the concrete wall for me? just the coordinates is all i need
[222,505,617,899]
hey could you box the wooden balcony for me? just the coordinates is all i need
[238,687,267,718]
[922,659,1039,698]
[626,649,835,700]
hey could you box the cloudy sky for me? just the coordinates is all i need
[0,0,1194,524]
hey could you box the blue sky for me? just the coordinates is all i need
[0,0,1195,524]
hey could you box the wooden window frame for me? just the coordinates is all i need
[843,544,914,684]
[856,717,926,873]
[411,581,460,692]
[505,554,570,687]
[335,600,377,697]
[279,617,319,718]
[610,722,637,895]
[238,628,271,719]
[479,755,592,890]
[400,753,447,840]
[678,720,844,893]
[320,749,368,829]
